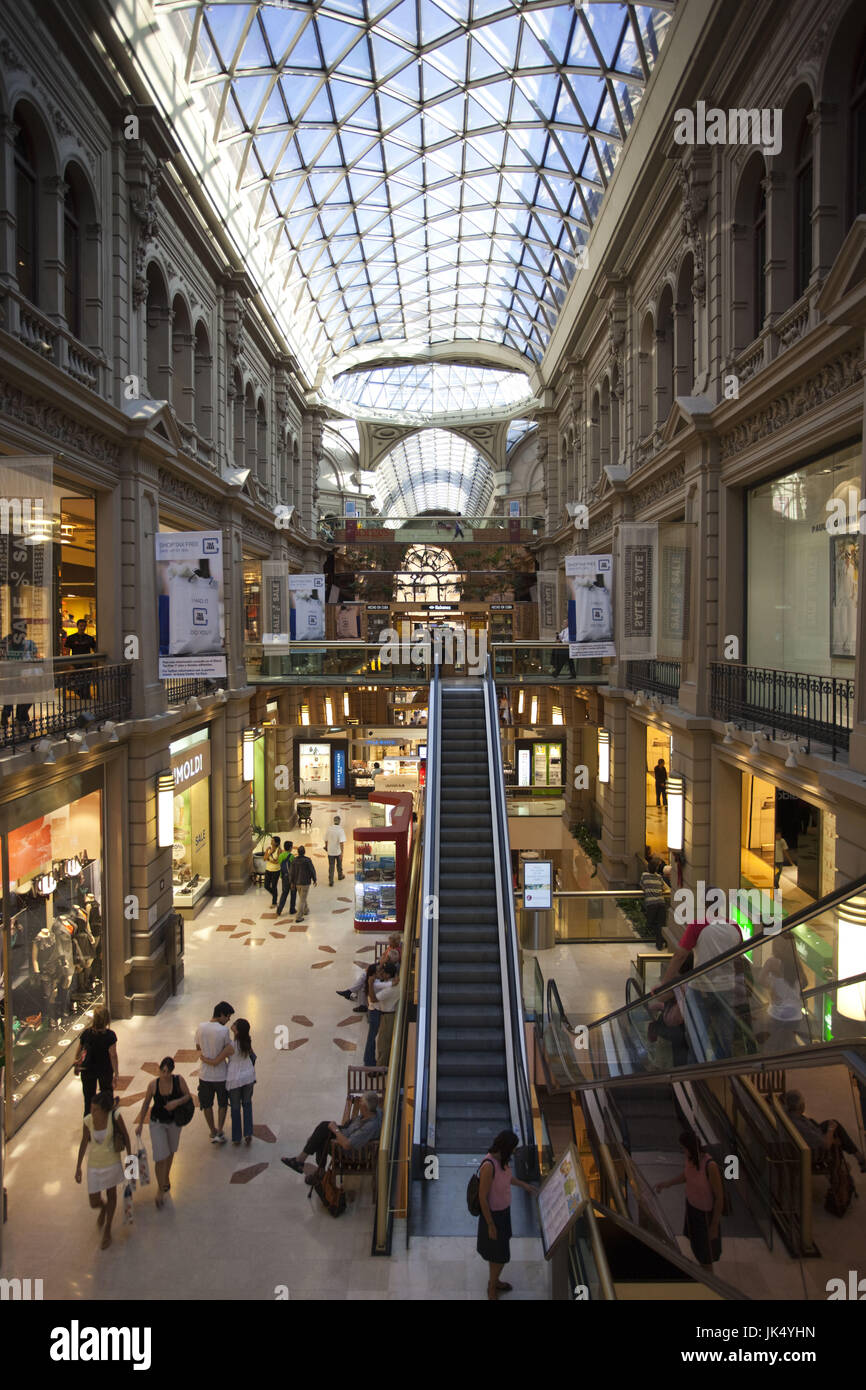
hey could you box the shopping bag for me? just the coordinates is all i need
[168,573,219,655]
[136,1147,150,1187]
[122,1181,135,1226]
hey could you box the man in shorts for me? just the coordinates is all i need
[194,1001,234,1144]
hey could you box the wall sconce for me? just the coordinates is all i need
[324,697,334,725]
[65,857,81,877]
[214,688,228,704]
[667,774,685,852]
[597,728,610,784]
[242,729,255,782]
[785,744,805,769]
[32,739,55,763]
[34,872,57,896]
[723,722,738,745]
[101,720,119,743]
[157,771,175,848]
[838,896,866,1021]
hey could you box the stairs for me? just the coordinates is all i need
[435,687,511,1152]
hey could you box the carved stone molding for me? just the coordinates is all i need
[632,460,686,513]
[718,350,862,461]
[156,466,222,519]
[0,38,24,70]
[130,161,163,309]
[589,510,613,544]
[0,377,120,464]
[676,158,708,303]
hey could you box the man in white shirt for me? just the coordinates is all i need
[374,963,400,1068]
[194,1001,234,1144]
[324,815,347,886]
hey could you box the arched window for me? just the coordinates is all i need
[244,383,257,482]
[609,369,620,466]
[655,286,674,424]
[63,180,80,336]
[171,295,193,422]
[231,367,245,469]
[590,390,600,483]
[395,545,460,603]
[851,44,866,218]
[14,126,38,304]
[193,322,212,438]
[600,378,611,473]
[638,311,653,438]
[675,255,695,397]
[145,262,171,400]
[794,116,814,298]
[292,437,300,502]
[732,154,767,351]
[753,179,767,339]
[256,397,268,487]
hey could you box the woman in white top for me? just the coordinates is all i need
[760,940,808,1052]
[225,1018,257,1146]
[74,1090,130,1249]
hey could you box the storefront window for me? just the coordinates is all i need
[57,489,97,657]
[740,774,821,911]
[170,729,211,908]
[645,724,673,859]
[2,786,104,1109]
[299,742,331,796]
[747,443,860,673]
[354,840,398,925]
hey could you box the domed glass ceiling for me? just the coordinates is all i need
[331,361,532,415]
[161,1,674,371]
[374,429,495,516]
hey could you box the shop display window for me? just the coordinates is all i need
[170,728,212,908]
[1,788,104,1106]
[299,742,331,796]
[354,839,398,924]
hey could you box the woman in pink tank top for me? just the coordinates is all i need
[654,1129,723,1271]
[476,1130,538,1300]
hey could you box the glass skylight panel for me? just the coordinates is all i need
[163,1,673,370]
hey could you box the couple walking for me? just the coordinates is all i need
[264,838,318,921]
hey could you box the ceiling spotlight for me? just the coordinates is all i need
[186,696,202,713]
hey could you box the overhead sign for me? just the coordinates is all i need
[156,531,226,679]
[524,859,552,910]
[171,739,212,793]
[565,553,615,659]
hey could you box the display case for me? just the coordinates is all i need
[353,792,412,932]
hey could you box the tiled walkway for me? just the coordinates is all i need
[2,798,546,1301]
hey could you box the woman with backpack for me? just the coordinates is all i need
[74,1090,131,1248]
[134,1057,193,1207]
[226,1018,257,1146]
[655,1129,724,1271]
[475,1129,538,1300]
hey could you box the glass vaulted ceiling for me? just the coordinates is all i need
[374,429,495,516]
[331,361,532,414]
[164,1,674,371]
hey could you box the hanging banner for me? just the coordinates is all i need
[288,573,325,639]
[620,524,658,659]
[0,455,55,709]
[536,570,559,642]
[156,531,226,679]
[658,523,692,661]
[262,561,289,648]
[335,602,364,639]
[565,554,615,658]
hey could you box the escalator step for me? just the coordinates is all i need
[438,1052,508,1077]
[438,929,500,944]
[439,965,501,985]
[438,1005,504,1027]
[436,1118,512,1154]
[438,1027,505,1049]
[438,909,499,925]
[437,1099,511,1121]
[439,946,500,964]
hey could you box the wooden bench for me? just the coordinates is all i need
[332,1074,385,1204]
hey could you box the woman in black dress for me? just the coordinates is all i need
[73,1006,119,1116]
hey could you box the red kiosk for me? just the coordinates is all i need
[353,791,413,933]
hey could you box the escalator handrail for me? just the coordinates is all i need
[484,660,534,1146]
[574,871,866,1031]
[412,659,442,1154]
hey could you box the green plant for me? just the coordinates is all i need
[570,821,601,876]
[617,898,653,941]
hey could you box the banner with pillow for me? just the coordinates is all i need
[155,531,226,679]
[565,554,615,658]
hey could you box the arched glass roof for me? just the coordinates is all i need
[331,361,532,414]
[162,1,675,370]
[374,429,495,516]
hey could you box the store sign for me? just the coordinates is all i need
[334,748,346,791]
[518,748,531,787]
[524,859,552,910]
[288,573,325,639]
[156,531,226,679]
[171,740,212,793]
[621,524,658,660]
[366,604,390,612]
[490,603,513,611]
[565,554,615,659]
[262,561,289,647]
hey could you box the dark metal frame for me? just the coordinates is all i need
[710,661,854,759]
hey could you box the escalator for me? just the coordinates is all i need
[411,658,534,1231]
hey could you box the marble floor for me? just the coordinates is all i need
[1,796,547,1301]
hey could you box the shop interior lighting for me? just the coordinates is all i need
[65,857,81,877]
[34,872,57,896]
[157,771,175,848]
[838,896,866,1021]
[597,728,610,784]
[324,698,334,725]
[242,729,255,782]
[667,775,685,852]
[530,695,538,724]
[517,691,525,716]
[343,692,350,717]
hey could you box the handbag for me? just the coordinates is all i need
[173,1093,195,1127]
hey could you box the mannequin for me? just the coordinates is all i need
[32,925,61,1024]
[52,916,76,1017]
[72,905,97,996]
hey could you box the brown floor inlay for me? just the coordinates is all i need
[230,1163,269,1184]
[291,1015,313,1027]
[331,908,351,914]
[240,918,255,925]
[287,1038,309,1050]
[333,1038,357,1052]
[114,1075,134,1091]
[337,897,352,903]
[356,944,375,952]
[233,930,250,937]
[311,960,333,969]
[173,1050,199,1063]
[252,1124,276,1143]
[318,945,336,953]
[289,923,308,932]
[217,924,237,932]
[270,931,285,939]
[141,1062,161,1076]
[116,1091,147,1108]
[260,912,278,919]
[244,938,266,946]
[337,1015,364,1027]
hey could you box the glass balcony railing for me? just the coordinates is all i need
[246,641,607,684]
[516,890,650,942]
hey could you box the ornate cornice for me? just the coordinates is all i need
[0,377,120,465]
[632,460,685,513]
[156,466,222,519]
[718,350,861,461]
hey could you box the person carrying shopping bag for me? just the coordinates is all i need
[134,1057,194,1208]
[74,1090,131,1249]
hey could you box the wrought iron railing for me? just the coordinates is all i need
[163,677,215,706]
[710,661,854,759]
[625,659,681,700]
[0,659,131,750]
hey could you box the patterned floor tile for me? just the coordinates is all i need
[289,923,308,933]
[318,945,336,954]
[240,918,255,925]
[291,1015,313,1027]
[252,1125,276,1143]
[287,1038,309,1051]
[230,1163,269,1184]
[116,1091,147,1108]
[311,960,333,969]
[333,1038,357,1052]
[114,1075,134,1091]
[332,908,351,914]
[216,924,237,932]
[337,1016,364,1027]
[244,938,266,947]
[173,1050,199,1063]
[270,932,285,939]
[141,1062,160,1076]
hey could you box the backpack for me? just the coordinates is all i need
[308,1163,346,1218]
[467,1157,494,1216]
[824,1146,854,1218]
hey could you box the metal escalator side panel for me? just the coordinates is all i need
[412,662,442,1156]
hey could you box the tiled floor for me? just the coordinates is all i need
[2,796,547,1301]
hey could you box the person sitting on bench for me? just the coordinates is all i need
[782,1090,866,1172]
[281,1091,381,1180]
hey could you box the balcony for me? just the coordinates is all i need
[246,641,605,685]
[710,662,853,760]
[625,659,681,701]
[0,284,105,395]
[0,658,131,751]
[164,677,218,706]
